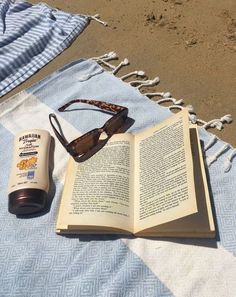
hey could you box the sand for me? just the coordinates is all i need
[1,0,235,146]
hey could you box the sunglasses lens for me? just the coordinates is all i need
[71,130,100,156]
[74,138,108,162]
[105,112,127,135]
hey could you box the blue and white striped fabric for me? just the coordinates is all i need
[0,0,90,97]
[0,57,236,296]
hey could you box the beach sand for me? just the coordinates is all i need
[2,0,235,146]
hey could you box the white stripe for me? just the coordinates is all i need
[123,238,236,297]
[0,91,82,183]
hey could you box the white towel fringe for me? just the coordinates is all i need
[190,115,232,131]
[91,51,118,62]
[91,51,234,171]
[112,58,129,74]
[90,14,108,26]
[120,70,146,80]
[129,77,160,89]
[168,105,198,123]
[206,144,230,167]
[101,60,116,70]
[168,105,232,131]
[144,92,172,98]
[144,92,183,105]
[224,149,236,172]
[91,52,118,70]
[168,104,193,114]
[202,114,233,130]
[129,79,147,85]
[204,135,218,151]
[157,97,183,105]
[92,53,129,74]
[101,52,118,61]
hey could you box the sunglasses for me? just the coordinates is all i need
[49,99,128,162]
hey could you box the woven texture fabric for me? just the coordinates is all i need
[0,0,90,97]
[0,58,236,297]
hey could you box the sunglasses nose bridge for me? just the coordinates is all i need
[65,143,77,157]
[98,128,109,140]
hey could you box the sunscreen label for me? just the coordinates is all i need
[8,129,51,192]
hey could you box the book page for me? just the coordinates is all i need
[133,109,198,233]
[56,133,135,233]
[135,127,215,238]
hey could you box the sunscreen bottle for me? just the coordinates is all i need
[8,129,51,215]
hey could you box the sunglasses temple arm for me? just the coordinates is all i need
[49,114,69,148]
[58,99,125,113]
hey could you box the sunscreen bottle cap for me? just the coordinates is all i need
[8,188,47,215]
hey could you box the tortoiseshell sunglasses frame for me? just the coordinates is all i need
[49,99,128,162]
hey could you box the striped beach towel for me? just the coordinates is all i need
[0,0,90,97]
[0,56,236,296]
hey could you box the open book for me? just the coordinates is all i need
[56,109,215,238]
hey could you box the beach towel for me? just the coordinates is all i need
[0,54,235,296]
[0,0,101,97]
